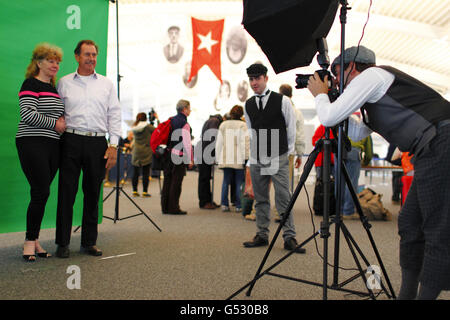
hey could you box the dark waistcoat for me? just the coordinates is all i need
[361,66,450,155]
[245,91,288,160]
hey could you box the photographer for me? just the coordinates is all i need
[307,45,450,300]
[148,108,160,126]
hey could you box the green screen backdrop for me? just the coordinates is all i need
[0,0,110,234]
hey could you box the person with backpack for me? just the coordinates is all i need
[160,99,193,215]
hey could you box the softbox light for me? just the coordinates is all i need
[242,0,339,74]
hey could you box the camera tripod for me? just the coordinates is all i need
[227,126,396,300]
[102,146,162,231]
[73,147,162,233]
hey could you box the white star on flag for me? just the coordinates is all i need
[197,31,218,54]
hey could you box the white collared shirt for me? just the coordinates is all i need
[244,87,297,155]
[57,70,122,145]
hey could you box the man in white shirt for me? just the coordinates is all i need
[55,40,122,258]
[307,45,450,300]
[242,63,305,254]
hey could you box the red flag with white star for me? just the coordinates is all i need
[189,17,224,83]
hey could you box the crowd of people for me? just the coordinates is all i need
[15,40,450,299]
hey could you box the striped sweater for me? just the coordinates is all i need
[17,78,65,139]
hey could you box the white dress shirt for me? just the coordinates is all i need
[244,87,297,155]
[314,67,395,142]
[57,70,122,145]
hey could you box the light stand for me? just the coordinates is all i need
[102,0,161,232]
[227,0,395,300]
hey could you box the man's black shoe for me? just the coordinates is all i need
[167,210,187,215]
[243,235,268,248]
[80,245,103,256]
[55,245,70,258]
[284,237,306,254]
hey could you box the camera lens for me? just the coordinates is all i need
[295,74,312,89]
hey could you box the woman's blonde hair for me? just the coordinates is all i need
[25,43,63,86]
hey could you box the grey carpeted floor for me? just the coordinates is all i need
[1,168,448,300]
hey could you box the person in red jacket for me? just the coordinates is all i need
[312,124,335,180]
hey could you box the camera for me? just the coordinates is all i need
[148,108,156,125]
[295,69,339,102]
[293,38,339,102]
[295,69,331,89]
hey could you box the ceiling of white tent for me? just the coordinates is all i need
[116,0,450,96]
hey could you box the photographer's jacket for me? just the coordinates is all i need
[360,66,450,156]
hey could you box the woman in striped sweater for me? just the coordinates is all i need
[16,43,66,261]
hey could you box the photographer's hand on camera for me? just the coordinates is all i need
[307,72,329,97]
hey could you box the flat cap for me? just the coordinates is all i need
[331,46,376,75]
[246,63,268,77]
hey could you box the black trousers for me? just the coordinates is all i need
[132,164,150,193]
[399,125,450,290]
[16,137,60,241]
[198,163,213,207]
[56,133,107,247]
[161,153,186,213]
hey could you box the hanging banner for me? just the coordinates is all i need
[0,0,109,234]
[189,17,224,83]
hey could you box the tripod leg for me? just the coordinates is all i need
[211,164,214,204]
[339,223,376,299]
[320,134,334,300]
[227,231,319,300]
[340,222,392,298]
[244,143,322,297]
[119,188,162,232]
[340,161,397,299]
[103,187,116,202]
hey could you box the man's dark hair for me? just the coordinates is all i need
[246,63,268,77]
[74,40,99,55]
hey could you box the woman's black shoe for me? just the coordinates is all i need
[23,254,36,262]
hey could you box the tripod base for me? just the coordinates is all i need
[228,218,389,300]
[103,185,162,232]
[228,132,395,300]
[73,183,162,233]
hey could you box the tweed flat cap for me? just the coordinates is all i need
[331,46,376,75]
